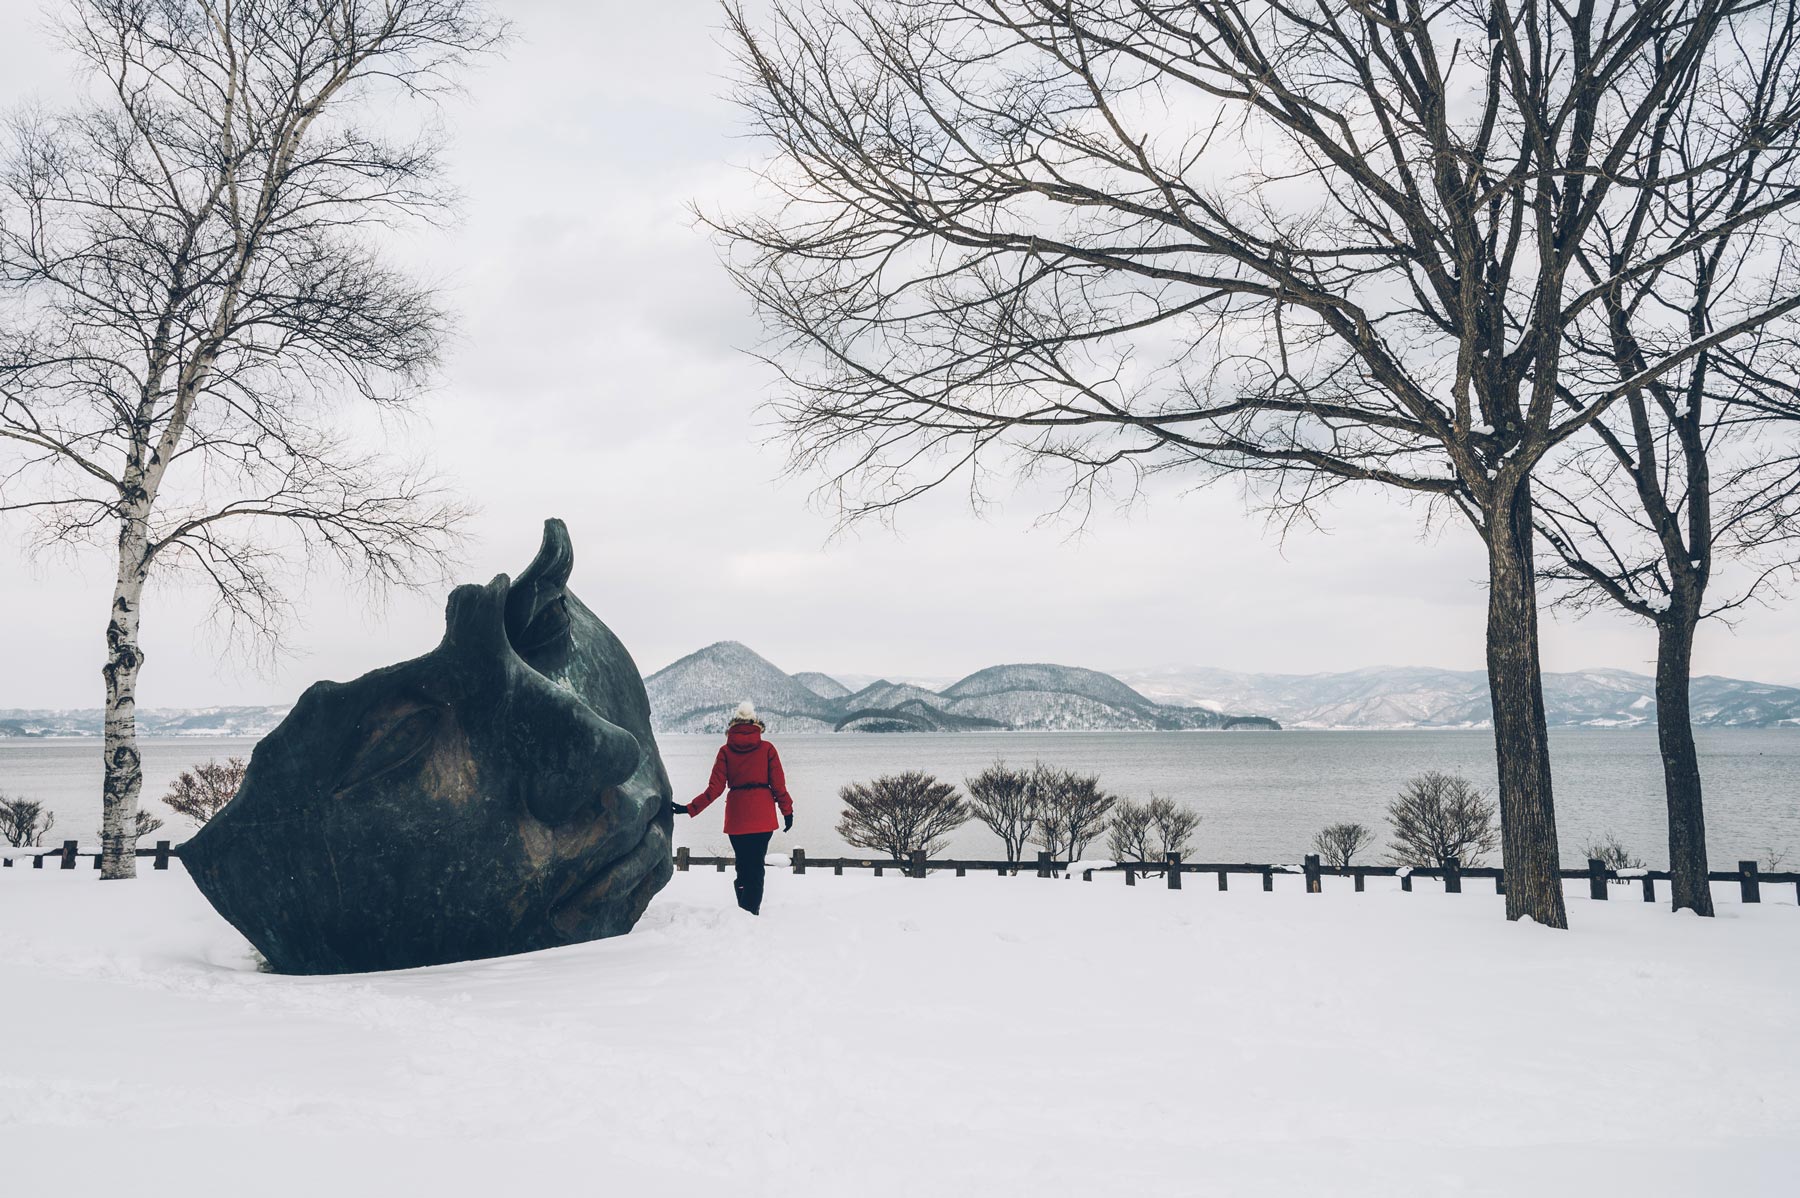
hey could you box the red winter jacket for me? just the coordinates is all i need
[687,723,794,835]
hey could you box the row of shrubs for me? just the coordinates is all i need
[834,763,1686,873]
[0,758,246,848]
[833,761,1204,867]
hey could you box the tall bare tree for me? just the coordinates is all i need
[717,0,1800,926]
[0,1,500,877]
[1537,313,1800,914]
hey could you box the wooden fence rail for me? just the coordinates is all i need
[10,842,1798,905]
[667,846,1800,905]
[1,840,176,871]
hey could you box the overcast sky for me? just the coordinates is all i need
[4,0,1799,710]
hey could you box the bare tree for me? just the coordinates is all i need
[1146,795,1200,861]
[1109,793,1201,873]
[0,794,55,847]
[0,1,502,877]
[717,0,1800,928]
[965,760,1039,865]
[160,757,248,826]
[1537,328,1800,916]
[1386,772,1500,870]
[1313,822,1375,869]
[1577,831,1645,873]
[1107,798,1157,865]
[1032,767,1117,863]
[836,771,971,861]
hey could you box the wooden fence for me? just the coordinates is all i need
[8,840,1796,905]
[674,846,1800,905]
[1,840,177,870]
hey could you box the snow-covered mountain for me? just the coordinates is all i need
[791,672,852,700]
[1112,664,1800,729]
[641,641,843,733]
[643,644,1280,734]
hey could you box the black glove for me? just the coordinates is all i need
[668,801,689,816]
[783,812,794,833]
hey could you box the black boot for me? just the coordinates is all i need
[734,879,758,915]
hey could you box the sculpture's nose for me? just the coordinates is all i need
[502,671,642,827]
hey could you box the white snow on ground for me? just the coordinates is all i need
[2,868,1797,1196]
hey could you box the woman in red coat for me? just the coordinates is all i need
[670,702,794,915]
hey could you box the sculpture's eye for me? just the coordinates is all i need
[335,701,446,794]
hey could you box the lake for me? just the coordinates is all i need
[4,728,1797,867]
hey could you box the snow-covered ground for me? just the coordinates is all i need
[2,867,1797,1196]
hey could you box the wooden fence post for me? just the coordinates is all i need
[33,851,44,869]
[1443,856,1461,894]
[911,850,926,879]
[60,840,78,869]
[1125,867,1136,887]
[833,864,843,876]
[1588,858,1608,900]
[1641,874,1655,903]
[716,859,727,873]
[957,866,967,877]
[676,847,689,872]
[1167,853,1182,890]
[1037,851,1051,879]
[1739,860,1761,904]
[1081,868,1091,881]
[792,848,806,875]
[1303,854,1322,894]
[873,864,884,877]
[153,840,171,871]
[1217,869,1228,891]
[1400,870,1413,892]
[1261,867,1274,892]
[1353,869,1365,893]
[1495,872,1506,895]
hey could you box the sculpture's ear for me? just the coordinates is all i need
[504,519,574,674]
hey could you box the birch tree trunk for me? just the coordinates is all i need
[1485,477,1569,928]
[100,496,151,879]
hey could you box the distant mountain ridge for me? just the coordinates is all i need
[643,643,1281,734]
[12,660,1794,740]
[0,706,289,738]
[1112,664,1800,729]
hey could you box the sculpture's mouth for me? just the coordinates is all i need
[548,814,669,936]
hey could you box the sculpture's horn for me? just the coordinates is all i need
[504,518,575,672]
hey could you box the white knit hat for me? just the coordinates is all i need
[729,700,761,727]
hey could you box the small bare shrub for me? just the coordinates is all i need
[965,760,1039,864]
[161,758,248,825]
[836,771,971,861]
[1031,767,1117,861]
[1577,831,1645,873]
[1108,794,1201,874]
[1385,772,1499,868]
[0,794,55,846]
[1312,822,1375,868]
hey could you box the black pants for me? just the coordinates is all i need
[728,831,772,914]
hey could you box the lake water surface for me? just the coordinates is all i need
[5,728,1796,867]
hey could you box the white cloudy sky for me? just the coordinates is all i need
[3,0,1799,710]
